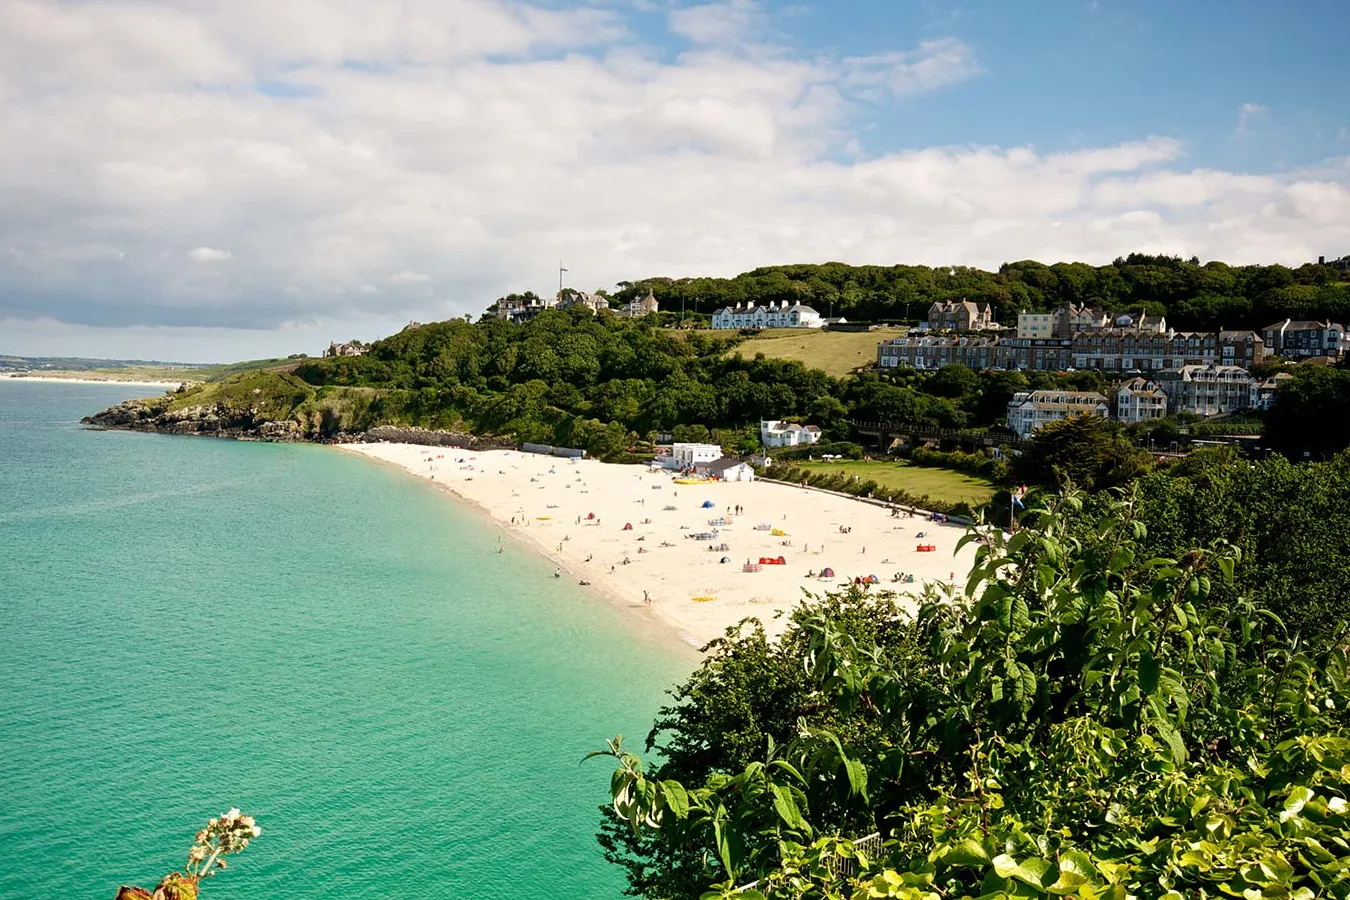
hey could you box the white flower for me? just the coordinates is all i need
[1330,797,1347,814]
[251,826,262,837]
[223,808,241,821]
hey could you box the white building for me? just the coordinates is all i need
[711,301,823,330]
[1115,377,1169,424]
[1006,390,1110,438]
[696,459,756,482]
[1155,365,1254,417]
[557,290,609,313]
[1250,372,1293,411]
[671,442,723,468]
[760,420,822,447]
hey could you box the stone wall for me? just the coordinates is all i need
[354,425,512,450]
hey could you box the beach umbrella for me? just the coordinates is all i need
[701,500,715,508]
[821,567,835,577]
[720,556,729,563]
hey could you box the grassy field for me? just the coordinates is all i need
[724,327,908,377]
[17,357,301,383]
[795,459,996,506]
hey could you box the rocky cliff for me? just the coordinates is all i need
[81,371,314,441]
[82,392,304,440]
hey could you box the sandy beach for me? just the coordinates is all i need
[4,375,188,387]
[341,442,978,648]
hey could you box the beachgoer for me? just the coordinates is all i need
[610,565,615,574]
[643,590,651,606]
[554,568,561,578]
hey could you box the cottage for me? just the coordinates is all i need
[760,420,821,448]
[927,299,997,332]
[619,289,659,317]
[711,300,823,330]
[695,458,756,482]
[325,340,367,358]
[557,290,609,313]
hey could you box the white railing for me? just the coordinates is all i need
[734,832,883,897]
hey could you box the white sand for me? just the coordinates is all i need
[4,376,188,387]
[341,443,978,648]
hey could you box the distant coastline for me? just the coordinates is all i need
[4,375,188,387]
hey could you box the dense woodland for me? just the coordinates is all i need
[606,254,1350,330]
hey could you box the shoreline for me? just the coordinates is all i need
[3,375,189,387]
[336,445,702,653]
[338,442,978,649]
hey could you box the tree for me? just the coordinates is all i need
[919,364,979,400]
[1011,414,1152,490]
[1264,366,1350,459]
[591,490,1350,898]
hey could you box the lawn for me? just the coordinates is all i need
[725,327,909,377]
[794,459,997,506]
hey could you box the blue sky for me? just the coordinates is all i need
[643,0,1349,169]
[1,0,1347,361]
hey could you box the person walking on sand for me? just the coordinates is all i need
[643,590,651,606]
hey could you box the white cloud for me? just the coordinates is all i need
[844,38,982,97]
[0,0,1347,359]
[1236,102,1267,135]
[668,0,763,46]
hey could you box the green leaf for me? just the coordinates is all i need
[662,780,690,820]
[1281,785,1314,823]
[941,838,991,867]
[1139,651,1161,695]
[769,783,808,833]
[992,855,1053,889]
[843,756,869,800]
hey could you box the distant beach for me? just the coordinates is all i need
[4,375,186,387]
[342,442,978,647]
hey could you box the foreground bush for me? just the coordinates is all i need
[592,488,1350,898]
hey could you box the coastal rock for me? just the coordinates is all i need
[82,396,302,441]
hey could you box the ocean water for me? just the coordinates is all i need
[0,381,693,899]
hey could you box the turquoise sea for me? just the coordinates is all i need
[0,381,693,898]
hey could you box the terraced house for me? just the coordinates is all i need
[1262,319,1346,360]
[1154,365,1255,417]
[711,300,823,330]
[876,335,1073,371]
[1006,390,1111,438]
[1070,329,1265,372]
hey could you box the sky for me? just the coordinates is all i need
[2,0,1348,362]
